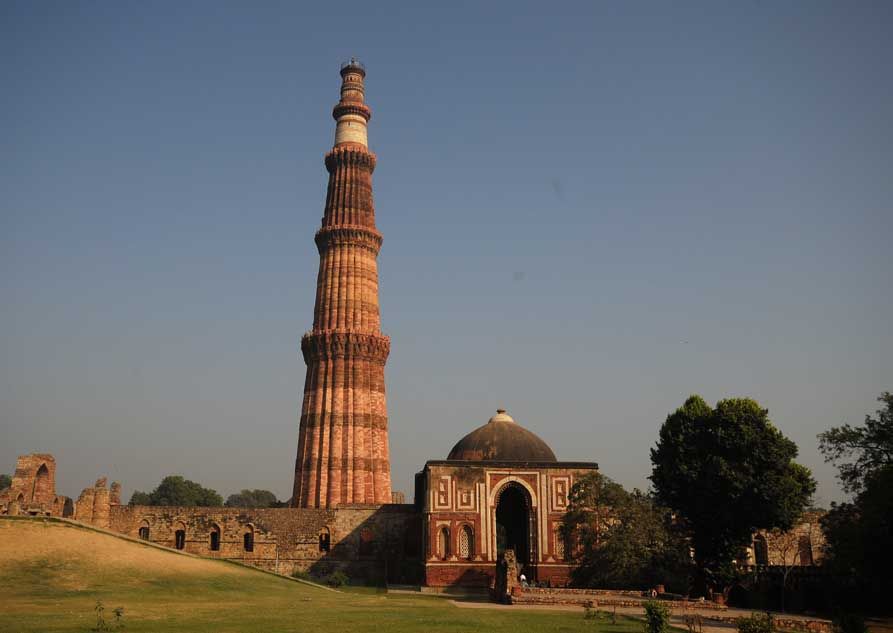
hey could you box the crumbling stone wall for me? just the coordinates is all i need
[749,512,826,567]
[0,454,71,517]
[74,477,121,528]
[75,487,95,523]
[109,503,422,584]
[110,482,121,506]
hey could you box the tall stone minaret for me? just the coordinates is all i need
[292,60,392,508]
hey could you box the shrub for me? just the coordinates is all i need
[583,601,607,621]
[737,613,774,633]
[325,570,349,588]
[91,600,124,631]
[643,600,671,633]
[290,569,311,581]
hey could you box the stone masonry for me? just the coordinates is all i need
[292,60,392,507]
[74,476,122,529]
[0,453,71,517]
[110,503,421,584]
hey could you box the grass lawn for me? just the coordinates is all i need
[0,517,649,633]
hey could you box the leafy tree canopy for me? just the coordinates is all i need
[818,391,893,609]
[129,491,151,505]
[650,395,815,581]
[0,474,11,490]
[560,471,628,555]
[128,475,222,507]
[560,472,692,592]
[820,465,893,610]
[818,391,893,494]
[225,489,282,508]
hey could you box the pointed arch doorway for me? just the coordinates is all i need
[495,482,535,572]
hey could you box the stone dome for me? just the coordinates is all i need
[447,409,557,462]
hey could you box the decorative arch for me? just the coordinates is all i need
[13,492,25,514]
[493,480,536,568]
[437,526,451,560]
[209,523,221,551]
[174,521,187,550]
[318,526,331,552]
[243,524,255,552]
[458,524,474,560]
[32,464,51,503]
[554,525,566,561]
[487,476,538,508]
[753,534,768,566]
[798,536,813,566]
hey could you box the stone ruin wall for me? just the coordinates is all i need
[1,453,421,585]
[73,477,122,529]
[109,503,423,584]
[2,452,825,588]
[749,511,827,567]
[0,453,122,522]
[0,454,72,517]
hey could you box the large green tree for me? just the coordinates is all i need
[0,474,11,490]
[560,472,692,592]
[818,391,893,609]
[650,396,815,590]
[225,489,282,508]
[128,475,222,507]
[818,391,892,494]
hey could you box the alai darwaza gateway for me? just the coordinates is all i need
[415,409,599,587]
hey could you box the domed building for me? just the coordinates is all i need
[415,409,599,588]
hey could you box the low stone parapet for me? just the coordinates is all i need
[523,587,647,597]
[701,614,830,633]
[512,587,728,611]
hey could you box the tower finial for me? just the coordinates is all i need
[333,60,370,147]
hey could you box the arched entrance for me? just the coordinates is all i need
[32,464,50,504]
[495,482,533,568]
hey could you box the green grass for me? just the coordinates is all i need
[0,517,650,633]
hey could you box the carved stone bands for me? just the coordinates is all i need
[315,225,383,254]
[325,145,377,173]
[299,457,390,473]
[294,63,392,508]
[301,413,388,430]
[301,331,391,363]
[332,101,372,122]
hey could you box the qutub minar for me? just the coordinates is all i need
[6,61,821,589]
[292,59,392,508]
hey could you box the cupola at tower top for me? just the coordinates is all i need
[333,58,371,147]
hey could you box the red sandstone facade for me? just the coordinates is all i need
[292,60,391,508]
[417,460,599,587]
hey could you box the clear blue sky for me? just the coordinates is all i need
[2,1,891,506]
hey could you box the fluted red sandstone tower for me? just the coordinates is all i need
[292,60,391,508]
